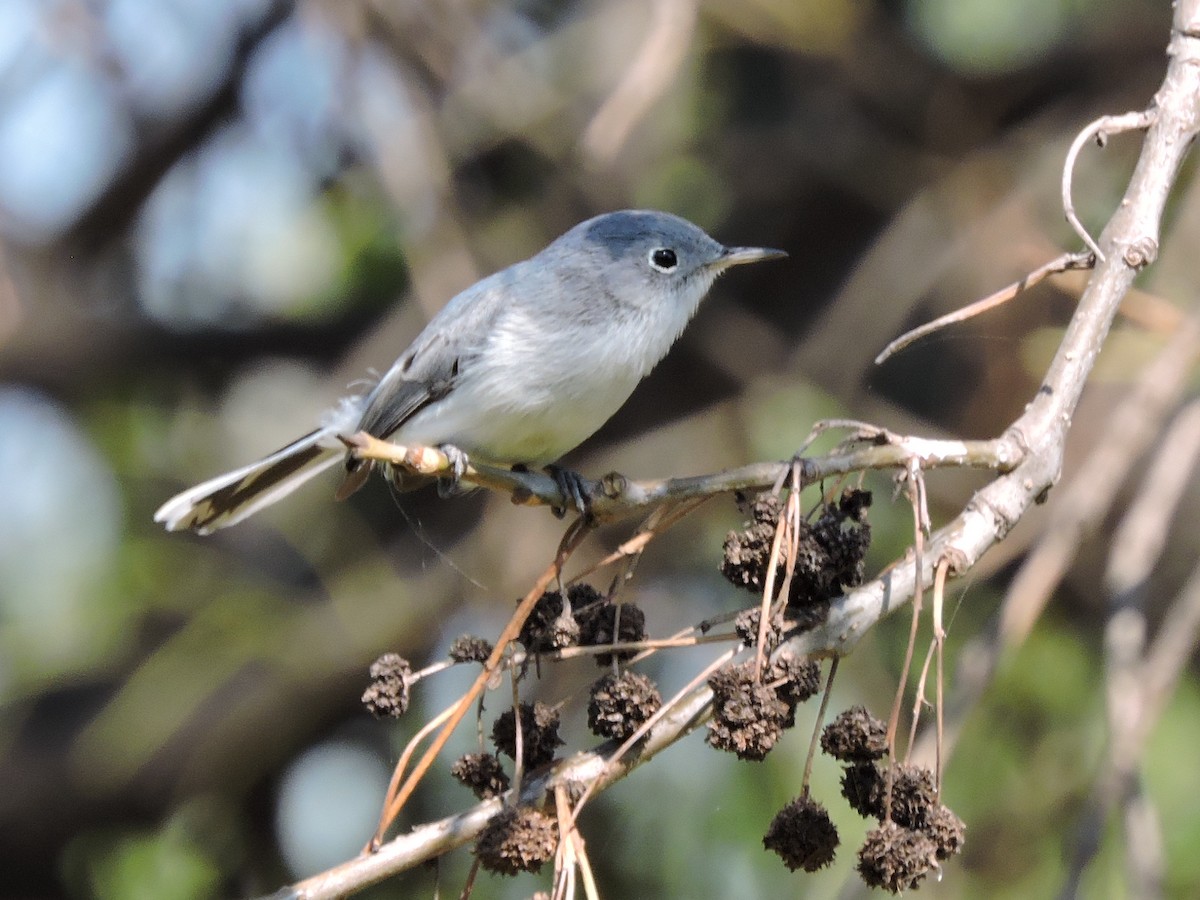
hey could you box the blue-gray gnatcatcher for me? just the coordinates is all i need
[155,210,785,533]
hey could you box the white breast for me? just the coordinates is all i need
[394,283,706,464]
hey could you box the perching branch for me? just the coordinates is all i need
[343,427,1020,520]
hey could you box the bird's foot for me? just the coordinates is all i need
[435,445,471,498]
[544,464,593,519]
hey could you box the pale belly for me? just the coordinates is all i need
[393,362,641,465]
[390,297,688,465]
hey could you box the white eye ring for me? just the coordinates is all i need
[648,247,678,271]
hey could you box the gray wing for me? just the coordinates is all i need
[337,328,464,496]
[354,267,518,440]
[355,330,459,440]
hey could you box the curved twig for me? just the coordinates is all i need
[1062,110,1156,261]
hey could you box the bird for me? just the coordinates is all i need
[154,209,786,533]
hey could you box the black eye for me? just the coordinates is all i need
[649,248,678,271]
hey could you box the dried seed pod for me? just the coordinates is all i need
[763,795,839,872]
[821,705,888,762]
[733,607,783,651]
[841,762,884,819]
[720,493,784,592]
[492,701,564,768]
[706,662,792,761]
[475,806,558,876]
[450,752,510,800]
[925,804,966,861]
[577,602,646,665]
[448,635,493,663]
[887,763,937,831]
[361,653,412,719]
[856,821,939,894]
[768,651,821,722]
[518,590,580,653]
[587,670,662,740]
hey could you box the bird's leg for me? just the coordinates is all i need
[544,464,593,519]
[435,444,471,498]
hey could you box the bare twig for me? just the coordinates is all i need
[875,251,1093,364]
[1062,111,1156,261]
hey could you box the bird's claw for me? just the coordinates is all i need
[435,445,471,498]
[545,464,592,519]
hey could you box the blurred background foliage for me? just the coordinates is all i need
[0,0,1196,897]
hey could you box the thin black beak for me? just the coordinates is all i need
[716,246,789,268]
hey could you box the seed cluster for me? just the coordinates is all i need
[721,489,872,610]
[821,705,965,893]
[763,795,839,873]
[518,584,647,665]
[448,634,494,663]
[491,701,565,768]
[587,670,662,741]
[360,653,412,719]
[450,752,510,800]
[356,481,969,894]
[706,654,819,761]
[474,806,559,876]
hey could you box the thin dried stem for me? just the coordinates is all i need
[571,496,710,587]
[885,460,927,753]
[932,556,950,793]
[883,460,926,821]
[559,781,600,900]
[875,251,1093,364]
[906,639,937,767]
[457,858,480,900]
[367,704,457,852]
[509,672,525,803]
[552,783,576,900]
[801,656,839,797]
[753,488,793,677]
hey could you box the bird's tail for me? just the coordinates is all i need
[154,429,344,534]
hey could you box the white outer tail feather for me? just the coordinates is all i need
[154,429,345,534]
